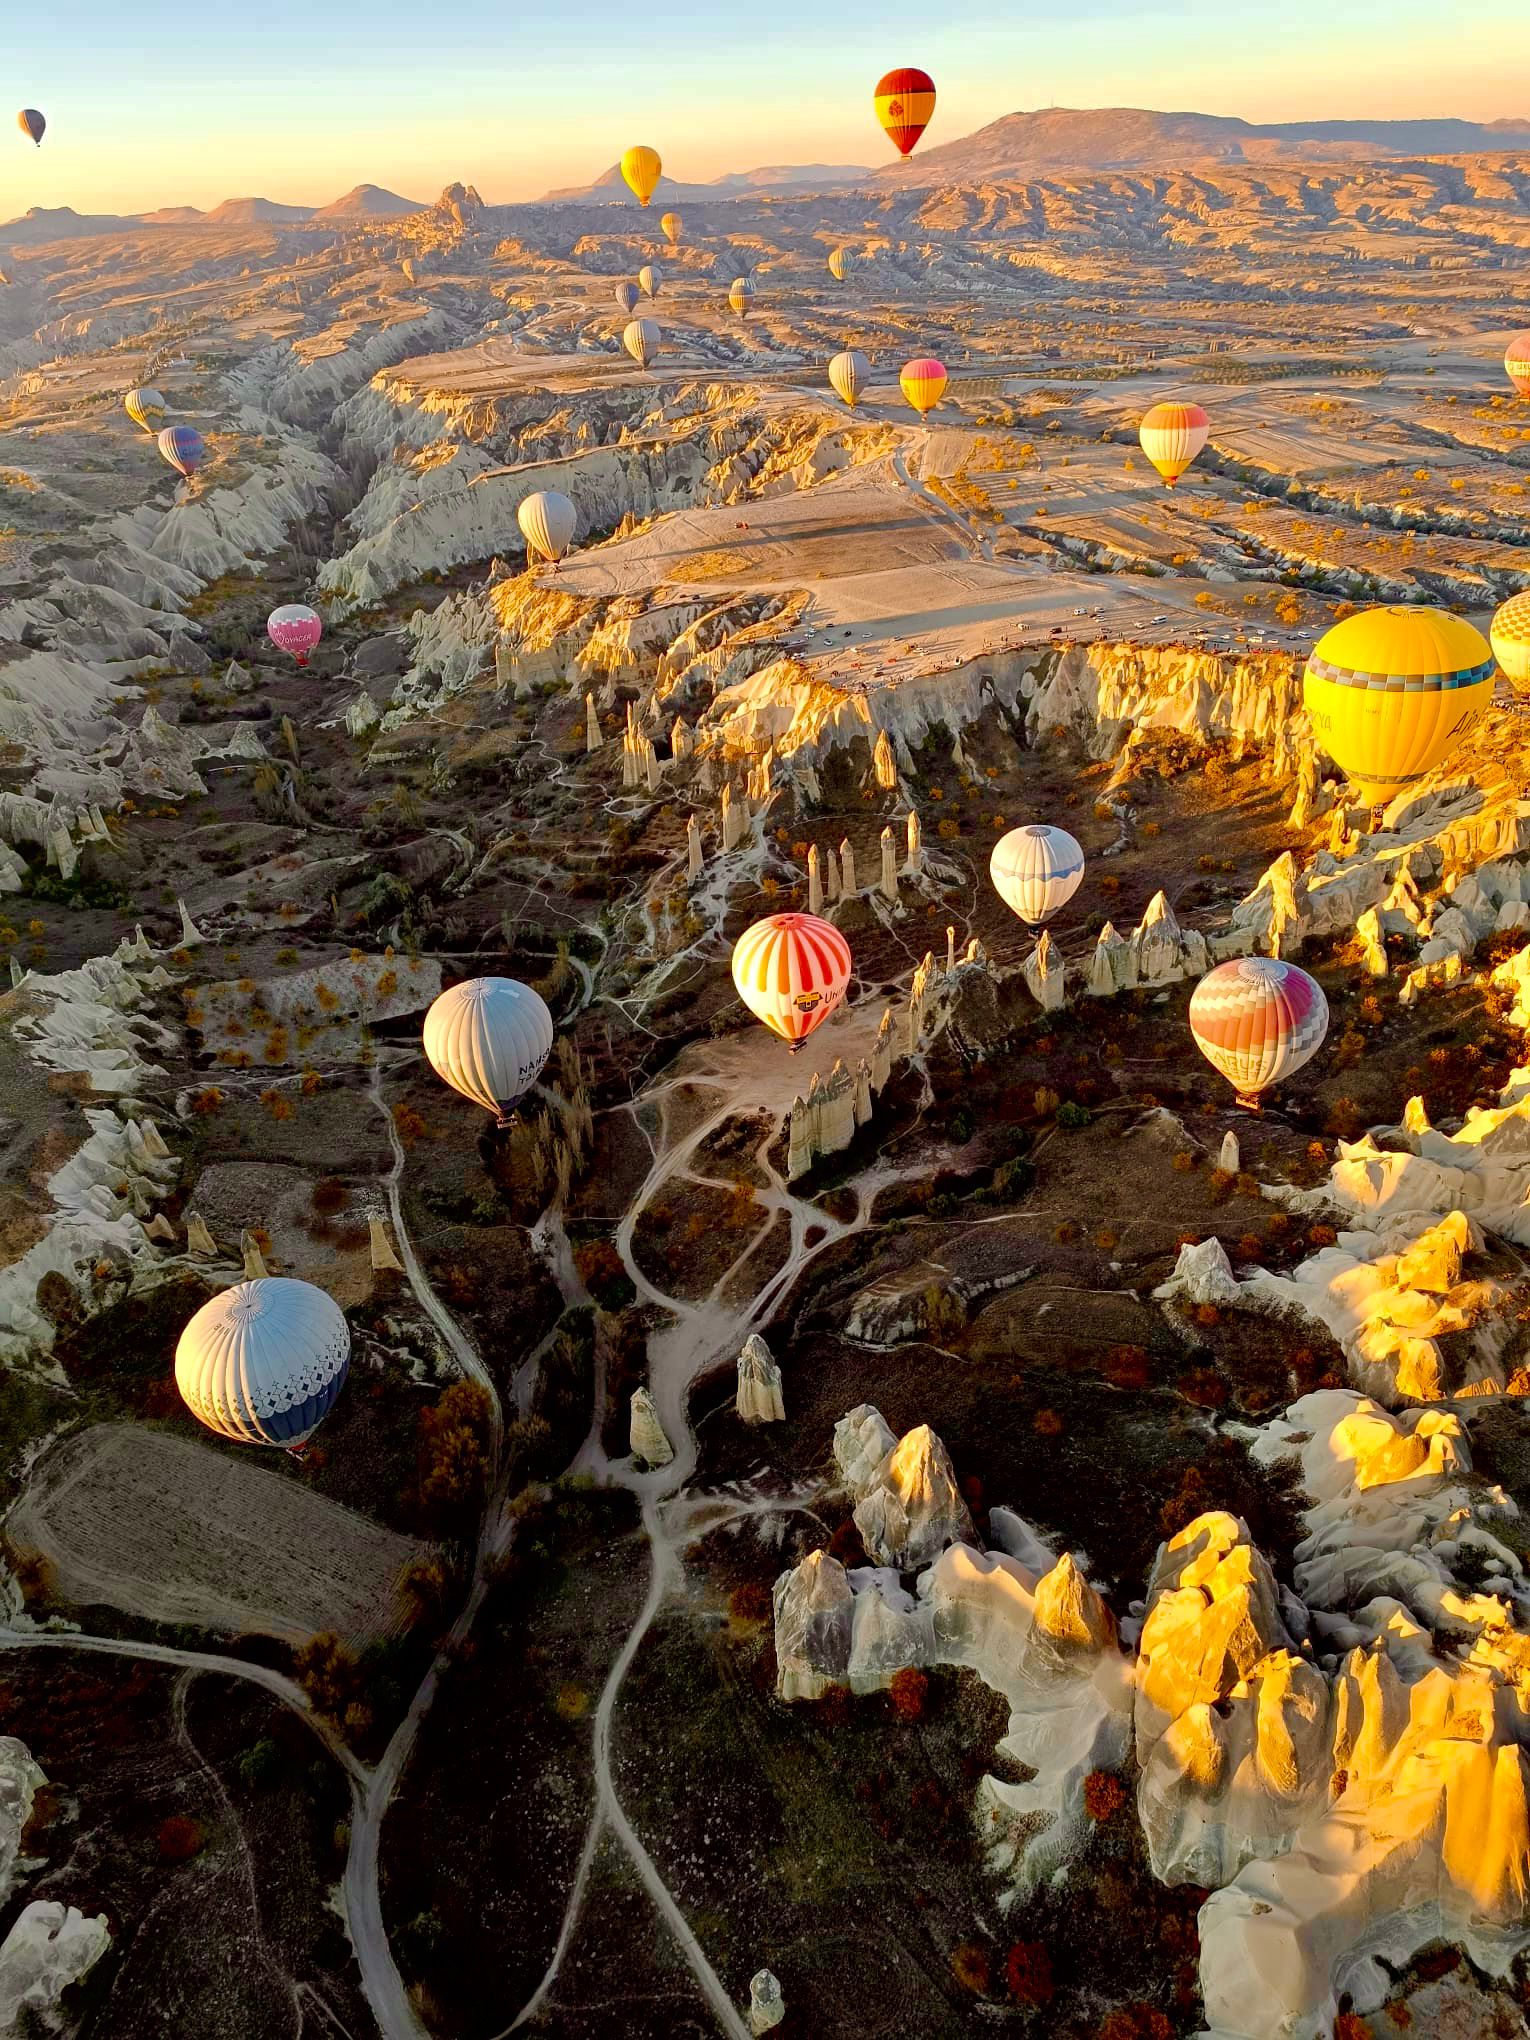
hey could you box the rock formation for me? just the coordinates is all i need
[736,1333,784,1424]
[629,1386,674,1468]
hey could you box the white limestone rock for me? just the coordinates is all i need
[852,1423,974,1571]
[832,1404,897,1494]
[629,1387,674,1468]
[0,1902,111,2029]
[0,1740,45,1906]
[749,1968,785,2034]
[773,1549,852,1701]
[1155,1236,1242,1309]
[736,1333,785,1425]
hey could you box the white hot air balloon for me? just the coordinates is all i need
[638,263,661,299]
[989,825,1085,926]
[175,1277,350,1452]
[423,977,555,1128]
[517,489,578,566]
[623,318,660,369]
[828,349,871,409]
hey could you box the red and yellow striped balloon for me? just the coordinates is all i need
[731,912,852,1049]
[1491,591,1530,696]
[873,68,935,157]
[1506,332,1530,398]
[1138,401,1209,487]
[1189,958,1329,1109]
[900,357,947,418]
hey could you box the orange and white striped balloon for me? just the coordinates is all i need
[900,357,947,418]
[1138,401,1209,487]
[1492,591,1530,696]
[1505,333,1530,397]
[1189,958,1328,1108]
[731,912,851,1048]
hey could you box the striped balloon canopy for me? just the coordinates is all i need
[124,386,165,433]
[157,424,205,480]
[175,1277,350,1450]
[621,145,662,207]
[899,357,947,418]
[828,349,870,409]
[731,912,852,1049]
[1491,591,1530,696]
[623,318,660,369]
[1189,958,1329,1109]
[873,67,935,157]
[1303,604,1494,809]
[828,247,850,283]
[728,275,755,318]
[990,825,1085,927]
[1138,401,1209,487]
[638,263,660,299]
[423,977,555,1127]
[267,603,323,665]
[518,489,578,565]
[1505,332,1530,398]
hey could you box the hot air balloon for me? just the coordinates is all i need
[828,349,871,409]
[124,387,165,433]
[660,211,681,247]
[1138,401,1209,488]
[16,110,44,148]
[175,1277,350,1450]
[623,318,660,369]
[828,248,849,283]
[614,280,640,315]
[1189,958,1329,1111]
[267,603,323,666]
[518,489,578,565]
[900,357,947,418]
[638,263,661,299]
[621,146,662,208]
[731,912,852,1051]
[157,424,205,481]
[990,825,1085,927]
[1304,605,1495,809]
[873,68,935,157]
[1505,333,1530,398]
[1491,591,1530,697]
[728,275,756,319]
[423,977,555,1128]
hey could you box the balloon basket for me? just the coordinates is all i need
[1234,1093,1263,1114]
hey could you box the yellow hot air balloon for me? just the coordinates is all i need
[124,386,166,433]
[1491,591,1530,697]
[899,357,947,418]
[1303,605,1495,809]
[828,247,849,283]
[621,146,662,208]
[660,211,681,247]
[1138,401,1209,487]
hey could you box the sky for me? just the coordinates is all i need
[2,0,1526,217]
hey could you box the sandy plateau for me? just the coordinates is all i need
[0,154,1527,2040]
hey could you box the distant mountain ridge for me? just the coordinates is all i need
[541,106,1530,202]
[2,185,424,242]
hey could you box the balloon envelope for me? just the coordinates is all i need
[1491,591,1530,695]
[828,349,870,408]
[423,977,555,1126]
[1505,333,1530,398]
[827,248,849,282]
[175,1277,350,1448]
[660,211,681,246]
[621,145,662,207]
[1138,401,1209,487]
[124,386,165,433]
[17,110,44,147]
[732,913,852,1047]
[267,603,322,665]
[873,68,935,156]
[1304,604,1494,807]
[990,825,1085,926]
[728,275,755,317]
[518,489,578,564]
[638,263,660,298]
[614,280,640,315]
[623,318,660,368]
[1189,958,1329,1107]
[900,357,947,417]
[157,425,205,479]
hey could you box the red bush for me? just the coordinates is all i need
[1004,1939,1054,2007]
[156,1815,204,1863]
[1084,1769,1128,1821]
[889,1668,929,1722]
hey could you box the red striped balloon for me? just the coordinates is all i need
[1506,332,1530,398]
[1189,957,1329,1107]
[731,912,852,1048]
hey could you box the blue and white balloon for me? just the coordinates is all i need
[175,1278,350,1450]
[990,824,1086,927]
